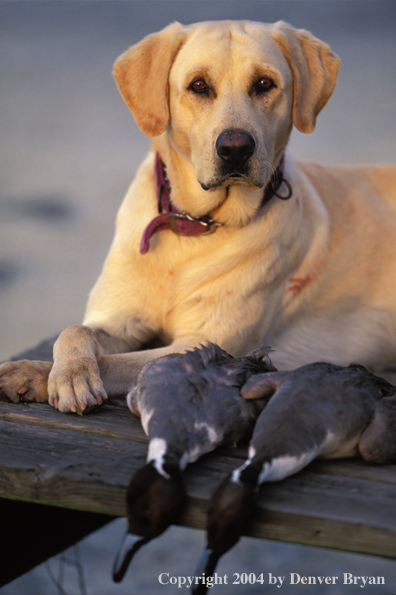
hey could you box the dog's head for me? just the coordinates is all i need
[114,21,340,222]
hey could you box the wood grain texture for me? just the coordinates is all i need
[1,340,396,558]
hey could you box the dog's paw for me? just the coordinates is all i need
[47,358,108,415]
[0,360,52,403]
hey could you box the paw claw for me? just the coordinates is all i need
[47,358,107,415]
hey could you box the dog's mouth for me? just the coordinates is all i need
[228,173,245,181]
[200,172,264,191]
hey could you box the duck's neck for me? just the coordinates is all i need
[147,437,184,479]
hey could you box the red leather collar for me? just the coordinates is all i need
[140,152,292,254]
[140,153,223,254]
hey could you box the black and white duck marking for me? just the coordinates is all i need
[193,362,396,594]
[113,343,276,582]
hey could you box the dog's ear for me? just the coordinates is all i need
[113,22,185,137]
[271,21,341,134]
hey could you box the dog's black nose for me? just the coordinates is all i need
[216,129,255,165]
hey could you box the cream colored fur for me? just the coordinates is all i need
[1,19,396,414]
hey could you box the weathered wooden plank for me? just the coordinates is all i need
[251,463,396,556]
[0,402,245,468]
[310,458,396,485]
[1,413,396,558]
[2,338,396,559]
[0,399,251,458]
[4,400,394,488]
[4,401,396,482]
[0,400,145,442]
[0,416,144,514]
[245,509,396,559]
[182,460,396,558]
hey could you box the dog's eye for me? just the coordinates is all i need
[255,77,275,93]
[190,79,208,93]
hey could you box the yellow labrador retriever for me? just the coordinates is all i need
[1,19,396,413]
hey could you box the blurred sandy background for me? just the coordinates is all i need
[1,1,396,594]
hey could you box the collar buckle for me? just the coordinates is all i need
[168,212,223,236]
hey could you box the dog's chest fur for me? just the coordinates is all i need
[84,152,396,370]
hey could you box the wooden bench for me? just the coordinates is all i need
[1,338,396,585]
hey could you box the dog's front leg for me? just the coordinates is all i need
[48,325,201,414]
[98,336,204,398]
[48,325,111,414]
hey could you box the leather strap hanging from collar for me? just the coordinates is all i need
[260,153,293,207]
[140,152,292,254]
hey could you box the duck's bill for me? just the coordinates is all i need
[191,548,220,595]
[112,531,148,582]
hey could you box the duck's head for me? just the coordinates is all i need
[113,462,186,582]
[192,476,256,595]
